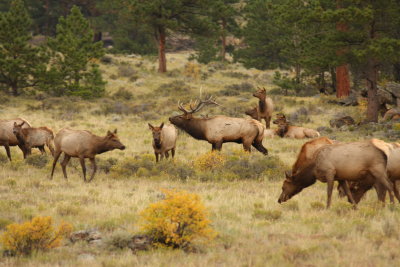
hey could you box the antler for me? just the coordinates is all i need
[177,96,220,114]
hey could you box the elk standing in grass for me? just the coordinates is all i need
[169,96,268,154]
[148,122,177,162]
[0,118,31,160]
[12,122,55,157]
[278,138,395,208]
[50,128,126,182]
[251,87,274,128]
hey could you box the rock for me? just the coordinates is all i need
[337,92,359,106]
[128,234,153,253]
[70,229,102,243]
[329,116,356,128]
[110,115,122,122]
[385,82,400,98]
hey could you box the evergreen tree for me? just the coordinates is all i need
[44,5,105,98]
[0,0,46,96]
[128,0,212,72]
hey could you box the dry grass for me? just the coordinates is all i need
[0,53,399,266]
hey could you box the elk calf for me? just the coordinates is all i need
[148,122,177,162]
[252,87,274,128]
[13,122,55,157]
[50,128,126,182]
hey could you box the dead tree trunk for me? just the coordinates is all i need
[157,27,167,73]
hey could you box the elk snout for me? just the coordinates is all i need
[120,145,126,150]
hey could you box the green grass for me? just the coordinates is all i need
[0,52,399,266]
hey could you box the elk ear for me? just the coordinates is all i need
[148,123,154,130]
[14,122,17,127]
[285,170,292,179]
[107,130,112,136]
[114,129,117,134]
[159,122,164,129]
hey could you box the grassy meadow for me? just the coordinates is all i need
[1,53,400,267]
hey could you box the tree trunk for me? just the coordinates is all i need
[294,64,301,84]
[393,63,400,82]
[94,32,102,43]
[11,83,19,96]
[365,60,379,122]
[335,0,350,98]
[157,27,167,73]
[220,18,227,61]
[330,67,337,93]
[336,64,350,98]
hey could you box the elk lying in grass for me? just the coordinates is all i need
[0,118,31,160]
[50,128,126,182]
[273,114,320,139]
[338,142,400,203]
[148,122,177,162]
[12,122,55,157]
[169,96,268,154]
[246,87,274,128]
[278,138,395,208]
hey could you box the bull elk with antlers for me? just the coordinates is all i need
[169,96,268,154]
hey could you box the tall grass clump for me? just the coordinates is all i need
[139,190,216,249]
[1,216,72,256]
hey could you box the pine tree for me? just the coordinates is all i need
[44,5,105,98]
[128,0,211,73]
[0,0,46,96]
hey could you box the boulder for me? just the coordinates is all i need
[128,234,153,253]
[70,229,102,243]
[329,116,356,128]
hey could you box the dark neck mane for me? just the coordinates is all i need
[258,97,266,112]
[93,135,110,154]
[178,118,207,140]
[293,163,317,188]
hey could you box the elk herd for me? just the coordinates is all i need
[1,87,398,209]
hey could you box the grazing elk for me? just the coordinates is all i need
[12,122,55,157]
[148,122,177,162]
[278,138,395,208]
[273,114,320,139]
[169,96,268,154]
[338,142,400,204]
[0,118,31,160]
[250,87,274,128]
[50,128,126,182]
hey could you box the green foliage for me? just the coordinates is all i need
[42,6,105,98]
[25,154,49,169]
[0,0,47,96]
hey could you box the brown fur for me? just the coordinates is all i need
[169,99,268,154]
[0,118,31,160]
[273,114,320,139]
[252,87,274,128]
[278,138,395,208]
[339,142,400,203]
[148,122,177,162]
[245,107,277,139]
[13,122,55,157]
[50,128,126,182]
[383,108,400,121]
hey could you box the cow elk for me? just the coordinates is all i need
[169,96,268,154]
[273,114,319,139]
[50,128,126,182]
[0,118,31,160]
[251,87,274,128]
[148,122,177,162]
[13,122,55,157]
[278,138,395,208]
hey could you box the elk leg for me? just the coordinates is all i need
[215,141,223,151]
[394,180,400,203]
[370,168,395,204]
[171,148,175,159]
[88,158,97,182]
[165,151,169,159]
[266,116,271,129]
[50,151,62,179]
[18,144,27,159]
[325,172,335,208]
[79,157,87,182]
[60,155,71,179]
[4,144,11,161]
[338,180,357,206]
[252,142,268,155]
[47,141,55,157]
[243,140,252,152]
[38,146,45,155]
[155,153,159,163]
[160,153,165,161]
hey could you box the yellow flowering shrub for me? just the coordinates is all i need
[183,62,201,80]
[1,216,73,255]
[139,190,216,248]
[194,151,225,171]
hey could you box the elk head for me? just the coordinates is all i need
[12,121,25,136]
[273,113,287,125]
[253,87,267,99]
[103,129,126,151]
[278,170,304,203]
[169,96,220,128]
[148,122,164,148]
